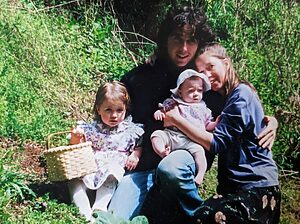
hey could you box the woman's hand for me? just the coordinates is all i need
[257,116,278,149]
[163,106,181,128]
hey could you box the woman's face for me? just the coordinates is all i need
[167,25,198,68]
[179,77,204,103]
[97,98,126,127]
[195,52,228,94]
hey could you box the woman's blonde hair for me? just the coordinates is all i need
[93,81,130,121]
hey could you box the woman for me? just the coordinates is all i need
[163,43,281,223]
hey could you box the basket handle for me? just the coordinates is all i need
[46,130,86,149]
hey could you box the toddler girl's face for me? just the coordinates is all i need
[97,98,126,127]
[179,77,204,103]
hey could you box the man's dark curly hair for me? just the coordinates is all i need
[156,6,215,60]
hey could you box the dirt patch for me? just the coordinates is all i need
[19,141,71,204]
[20,142,47,180]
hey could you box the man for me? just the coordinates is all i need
[108,7,215,223]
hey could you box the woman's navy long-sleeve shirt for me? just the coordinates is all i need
[211,84,279,194]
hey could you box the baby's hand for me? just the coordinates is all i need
[70,127,85,145]
[154,110,165,121]
[125,153,139,171]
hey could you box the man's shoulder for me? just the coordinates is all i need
[121,62,163,86]
[124,63,155,78]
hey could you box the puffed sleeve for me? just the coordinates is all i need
[162,97,177,111]
[124,116,145,148]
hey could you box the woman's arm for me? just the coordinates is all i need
[164,106,213,151]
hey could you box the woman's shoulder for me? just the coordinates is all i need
[122,116,144,134]
[232,83,256,101]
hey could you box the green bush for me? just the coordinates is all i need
[0,149,36,223]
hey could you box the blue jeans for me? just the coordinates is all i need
[108,169,155,220]
[156,150,203,216]
[108,150,202,221]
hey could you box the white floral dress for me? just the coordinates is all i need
[76,116,144,190]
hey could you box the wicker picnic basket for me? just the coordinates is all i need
[44,131,97,182]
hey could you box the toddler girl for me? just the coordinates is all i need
[68,81,144,221]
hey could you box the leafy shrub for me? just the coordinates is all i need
[0,148,36,223]
[0,149,35,201]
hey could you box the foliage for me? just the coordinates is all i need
[279,174,300,224]
[0,149,35,200]
[0,149,35,223]
[6,195,87,224]
[93,210,148,224]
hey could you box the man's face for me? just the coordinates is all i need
[167,25,198,68]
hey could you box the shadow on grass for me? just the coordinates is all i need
[29,182,71,204]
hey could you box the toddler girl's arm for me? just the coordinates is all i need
[70,127,85,145]
[125,147,142,171]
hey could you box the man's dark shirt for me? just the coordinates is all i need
[121,60,226,171]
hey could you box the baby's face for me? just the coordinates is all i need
[179,77,204,103]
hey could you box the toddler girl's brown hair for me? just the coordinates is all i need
[93,81,130,121]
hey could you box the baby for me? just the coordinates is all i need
[151,69,219,186]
